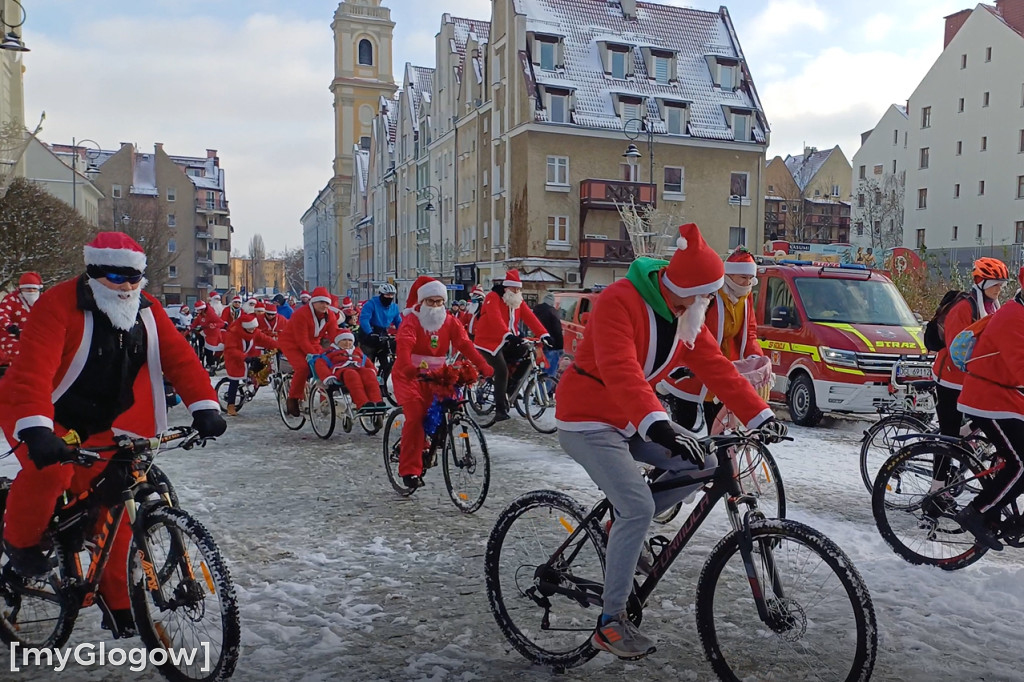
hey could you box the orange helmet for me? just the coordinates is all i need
[973,257,1009,284]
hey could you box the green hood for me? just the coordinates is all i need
[626,257,673,321]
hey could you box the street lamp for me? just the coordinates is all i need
[622,118,653,184]
[0,1,29,52]
[70,137,102,217]
[408,185,444,278]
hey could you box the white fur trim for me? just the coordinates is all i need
[242,320,258,330]
[188,399,221,414]
[743,407,774,430]
[335,331,355,343]
[52,310,94,403]
[15,415,54,438]
[83,245,147,271]
[140,308,169,434]
[662,272,725,298]
[18,284,41,290]
[676,236,688,250]
[724,261,757,276]
[638,411,670,440]
[502,279,522,287]
[310,294,331,304]
[418,280,448,301]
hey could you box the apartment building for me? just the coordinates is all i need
[764,145,852,244]
[853,0,1024,272]
[849,105,908,254]
[348,0,769,301]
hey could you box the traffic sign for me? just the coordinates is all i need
[445,284,464,290]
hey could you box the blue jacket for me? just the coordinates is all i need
[277,302,295,319]
[359,297,402,335]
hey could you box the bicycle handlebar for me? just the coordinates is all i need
[699,427,794,453]
[63,426,208,467]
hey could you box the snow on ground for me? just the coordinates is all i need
[2,390,1024,681]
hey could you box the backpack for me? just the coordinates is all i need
[923,291,977,352]
[948,315,995,372]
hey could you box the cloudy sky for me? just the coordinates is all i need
[24,0,967,252]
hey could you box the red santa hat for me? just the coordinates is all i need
[502,270,523,288]
[194,300,207,311]
[662,223,725,297]
[335,330,355,345]
[209,291,221,300]
[470,284,484,298]
[405,275,448,311]
[231,295,243,304]
[264,302,277,314]
[309,287,331,304]
[83,231,147,272]
[342,296,353,308]
[240,314,259,331]
[254,301,266,313]
[724,248,757,277]
[17,272,42,289]
[300,290,312,300]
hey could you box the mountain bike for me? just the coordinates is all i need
[273,355,306,431]
[214,351,276,414]
[469,338,557,434]
[858,376,937,493]
[362,333,397,407]
[382,377,490,513]
[305,357,386,439]
[485,429,876,680]
[0,427,239,681]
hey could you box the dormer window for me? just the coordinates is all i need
[599,41,634,79]
[611,49,628,79]
[540,41,556,71]
[543,86,574,124]
[710,57,740,92]
[640,47,677,85]
[616,95,644,124]
[724,106,752,141]
[653,56,671,84]
[665,104,687,134]
[532,34,562,72]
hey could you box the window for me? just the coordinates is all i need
[482,221,489,238]
[653,56,670,84]
[977,224,984,241]
[857,193,865,208]
[167,187,176,202]
[166,213,176,227]
[814,189,821,197]
[168,266,177,279]
[186,168,202,177]
[112,184,122,199]
[728,226,746,249]
[856,221,864,236]
[1017,221,1024,244]
[954,183,960,198]
[732,113,749,141]
[765,278,796,318]
[916,229,926,248]
[956,140,962,155]
[611,50,627,79]
[665,105,685,134]
[729,172,749,199]
[831,184,840,197]
[983,91,990,107]
[919,147,929,168]
[873,164,883,175]
[958,97,964,112]
[961,54,967,69]
[482,169,488,186]
[360,136,371,150]
[986,47,992,62]
[979,180,985,195]
[768,184,774,193]
[858,165,866,179]
[539,40,556,72]
[664,166,684,195]
[917,188,927,208]
[892,160,897,174]
[1019,129,1024,152]
[548,93,568,123]
[547,216,569,245]
[981,136,988,151]
[1018,175,1024,199]
[620,100,642,122]
[781,203,788,212]
[720,63,735,91]
[921,106,931,128]
[893,129,899,145]
[874,190,882,206]
[358,39,373,66]
[952,225,958,241]
[167,238,176,253]
[546,156,569,186]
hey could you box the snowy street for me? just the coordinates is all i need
[3,389,1024,681]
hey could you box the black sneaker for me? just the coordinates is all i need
[920,491,957,528]
[402,474,425,489]
[493,410,511,423]
[955,504,1003,551]
[3,542,55,579]
[101,608,137,639]
[375,401,387,408]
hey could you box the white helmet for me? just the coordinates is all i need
[378,283,397,296]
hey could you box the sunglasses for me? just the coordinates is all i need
[102,272,144,285]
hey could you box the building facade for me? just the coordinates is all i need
[850,105,908,255]
[229,256,286,295]
[764,146,852,245]
[25,137,103,225]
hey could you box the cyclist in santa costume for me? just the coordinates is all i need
[0,271,43,367]
[278,286,340,417]
[222,313,278,416]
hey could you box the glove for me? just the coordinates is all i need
[20,426,70,470]
[540,335,553,348]
[759,417,788,444]
[5,324,19,338]
[480,363,494,379]
[668,366,693,381]
[191,409,227,439]
[646,420,707,468]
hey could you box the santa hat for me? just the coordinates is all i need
[405,275,448,310]
[300,290,312,300]
[255,301,266,313]
[17,272,42,289]
[502,270,523,288]
[195,301,207,311]
[231,295,243,304]
[240,314,259,331]
[209,291,221,300]
[335,330,355,344]
[724,249,757,277]
[662,223,725,297]
[309,287,331,304]
[470,284,484,298]
[342,296,353,308]
[264,302,277,314]
[83,231,147,273]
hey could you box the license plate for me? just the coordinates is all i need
[896,365,931,378]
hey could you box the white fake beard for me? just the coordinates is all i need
[503,290,524,309]
[416,304,447,333]
[676,294,710,350]
[87,277,146,331]
[242,302,256,314]
[19,290,39,307]
[722,277,755,303]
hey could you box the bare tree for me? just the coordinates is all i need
[106,195,177,296]
[282,247,304,294]
[775,183,806,242]
[615,199,688,259]
[248,234,266,291]
[853,171,904,251]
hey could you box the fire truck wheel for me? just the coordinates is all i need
[787,372,823,427]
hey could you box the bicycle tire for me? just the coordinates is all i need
[871,441,988,570]
[468,378,497,425]
[382,408,414,495]
[696,519,877,682]
[524,377,558,435]
[653,502,683,525]
[485,490,607,670]
[308,385,336,439]
[733,441,786,520]
[129,506,240,682]
[0,545,78,648]
[146,464,180,508]
[442,414,490,513]
[380,374,397,407]
[214,377,246,413]
[859,413,932,494]
[276,375,305,430]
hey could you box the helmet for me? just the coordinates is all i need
[378,283,397,296]
[973,257,1009,284]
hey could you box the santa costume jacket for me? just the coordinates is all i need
[192,308,227,351]
[0,275,218,443]
[279,304,341,360]
[223,326,278,381]
[0,290,31,365]
[394,313,488,380]
[473,291,548,354]
[555,258,772,437]
[932,290,989,390]
[958,293,1024,421]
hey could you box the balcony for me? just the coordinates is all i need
[580,238,635,269]
[195,197,230,214]
[195,226,211,239]
[212,249,229,265]
[804,214,851,228]
[196,251,212,264]
[211,224,231,240]
[580,179,656,211]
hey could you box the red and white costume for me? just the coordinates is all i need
[221,296,243,326]
[0,272,42,365]
[192,306,227,351]
[958,296,1024,421]
[223,314,278,380]
[473,271,548,354]
[279,287,341,400]
[313,331,381,407]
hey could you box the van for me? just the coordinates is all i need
[754,260,932,426]
[551,288,603,359]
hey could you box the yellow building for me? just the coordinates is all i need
[229,257,287,295]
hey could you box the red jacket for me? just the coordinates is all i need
[322,347,371,371]
[664,290,762,402]
[192,309,227,350]
[224,326,278,380]
[932,292,987,390]
[0,290,31,364]
[958,296,1024,421]
[456,310,474,330]
[393,313,489,382]
[473,291,548,354]
[0,277,218,443]
[221,305,242,327]
[554,278,772,437]
[279,304,340,358]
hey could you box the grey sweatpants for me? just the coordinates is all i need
[558,427,718,616]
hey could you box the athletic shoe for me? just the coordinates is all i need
[3,542,56,580]
[402,474,425,489]
[591,612,656,659]
[955,504,1003,551]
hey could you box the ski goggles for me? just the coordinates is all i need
[101,271,145,285]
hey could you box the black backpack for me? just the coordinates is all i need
[923,291,977,352]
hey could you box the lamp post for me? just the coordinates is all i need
[622,118,653,184]
[0,1,29,53]
[409,185,443,278]
[70,138,102,218]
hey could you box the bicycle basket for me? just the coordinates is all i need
[733,355,775,401]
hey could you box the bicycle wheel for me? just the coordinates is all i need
[872,441,988,570]
[524,377,558,435]
[308,385,336,439]
[358,409,383,435]
[653,502,682,525]
[443,413,490,513]
[0,545,78,648]
[276,375,305,430]
[859,413,931,494]
[214,378,246,413]
[380,373,397,407]
[732,441,786,520]
[485,490,607,670]
[382,408,414,494]
[468,378,497,426]
[129,506,239,682]
[696,519,876,682]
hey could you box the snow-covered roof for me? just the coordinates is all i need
[408,65,435,127]
[805,197,851,206]
[131,153,158,196]
[784,147,835,192]
[444,14,490,58]
[514,0,766,141]
[354,148,370,195]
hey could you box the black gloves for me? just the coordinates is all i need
[5,324,18,338]
[760,417,789,443]
[646,420,706,468]
[191,409,227,439]
[668,366,693,381]
[540,335,553,348]
[20,427,69,470]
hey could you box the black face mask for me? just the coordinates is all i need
[380,295,393,306]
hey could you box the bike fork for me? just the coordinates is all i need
[732,504,785,624]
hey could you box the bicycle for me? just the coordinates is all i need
[362,332,397,407]
[469,338,557,434]
[305,357,386,439]
[0,427,239,681]
[272,354,306,431]
[214,350,276,414]
[872,431,1009,570]
[382,370,491,513]
[484,428,876,679]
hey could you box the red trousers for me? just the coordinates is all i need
[282,346,311,400]
[394,377,434,477]
[313,360,381,406]
[3,430,133,609]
